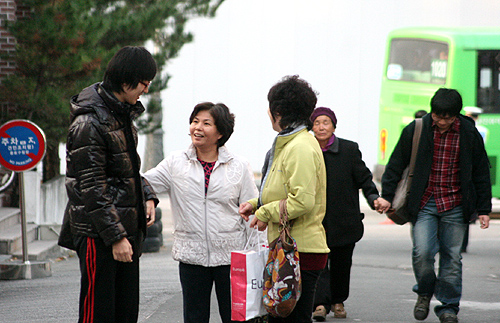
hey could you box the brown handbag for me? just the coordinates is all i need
[386,118,423,225]
[262,199,302,317]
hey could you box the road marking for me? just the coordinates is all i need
[460,300,500,310]
[406,299,500,311]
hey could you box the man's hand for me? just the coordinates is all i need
[374,197,391,214]
[112,237,133,262]
[146,200,156,227]
[478,215,490,229]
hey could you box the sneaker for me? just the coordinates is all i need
[439,312,458,323]
[312,305,327,322]
[332,303,347,318]
[413,295,431,320]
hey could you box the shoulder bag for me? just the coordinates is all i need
[386,118,423,225]
[262,199,301,318]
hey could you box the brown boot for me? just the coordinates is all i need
[332,303,347,318]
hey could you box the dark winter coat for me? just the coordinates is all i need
[322,137,379,247]
[58,83,158,251]
[381,113,492,223]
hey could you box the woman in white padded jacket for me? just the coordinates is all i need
[143,102,258,323]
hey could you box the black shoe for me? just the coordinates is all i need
[413,295,431,320]
[439,312,458,323]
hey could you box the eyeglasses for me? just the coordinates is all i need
[431,113,456,122]
[139,80,152,88]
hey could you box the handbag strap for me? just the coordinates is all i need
[279,199,289,230]
[278,199,295,251]
[408,118,423,182]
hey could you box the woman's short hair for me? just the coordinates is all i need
[102,46,157,94]
[268,75,318,130]
[431,88,462,117]
[414,109,427,119]
[189,102,235,147]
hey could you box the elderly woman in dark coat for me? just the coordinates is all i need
[310,107,389,321]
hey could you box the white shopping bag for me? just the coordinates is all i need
[231,228,269,321]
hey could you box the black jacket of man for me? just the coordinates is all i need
[59,83,158,251]
[381,113,492,224]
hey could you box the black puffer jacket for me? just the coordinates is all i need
[58,83,158,250]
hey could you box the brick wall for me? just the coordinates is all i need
[1,1,29,118]
[0,0,30,82]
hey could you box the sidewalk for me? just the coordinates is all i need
[0,193,499,323]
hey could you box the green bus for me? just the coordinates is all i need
[376,26,500,197]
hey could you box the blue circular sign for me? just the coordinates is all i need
[0,120,46,172]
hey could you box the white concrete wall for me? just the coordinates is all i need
[24,170,66,225]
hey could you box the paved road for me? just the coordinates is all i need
[1,194,499,323]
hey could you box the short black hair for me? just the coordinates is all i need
[268,75,318,130]
[414,110,427,118]
[189,102,235,147]
[430,88,462,117]
[102,46,157,94]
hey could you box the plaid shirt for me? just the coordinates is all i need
[420,117,462,212]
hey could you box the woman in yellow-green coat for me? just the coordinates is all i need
[240,75,329,323]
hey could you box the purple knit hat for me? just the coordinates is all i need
[310,107,337,127]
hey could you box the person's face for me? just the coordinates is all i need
[431,113,456,133]
[189,110,222,150]
[116,80,150,105]
[268,108,282,132]
[312,115,335,142]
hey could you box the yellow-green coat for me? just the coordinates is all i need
[249,128,329,253]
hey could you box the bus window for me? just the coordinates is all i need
[477,51,500,113]
[387,39,448,84]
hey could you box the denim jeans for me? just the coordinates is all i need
[411,197,467,316]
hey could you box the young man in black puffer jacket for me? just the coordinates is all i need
[59,46,159,323]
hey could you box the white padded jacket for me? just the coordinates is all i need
[143,144,258,266]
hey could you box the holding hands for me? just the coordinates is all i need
[374,197,391,214]
[241,197,393,224]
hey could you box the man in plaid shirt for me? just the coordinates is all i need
[380,88,492,323]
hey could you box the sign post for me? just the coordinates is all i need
[0,120,51,280]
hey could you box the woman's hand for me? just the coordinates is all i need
[239,202,254,221]
[240,202,267,230]
[250,216,268,231]
[374,197,391,214]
